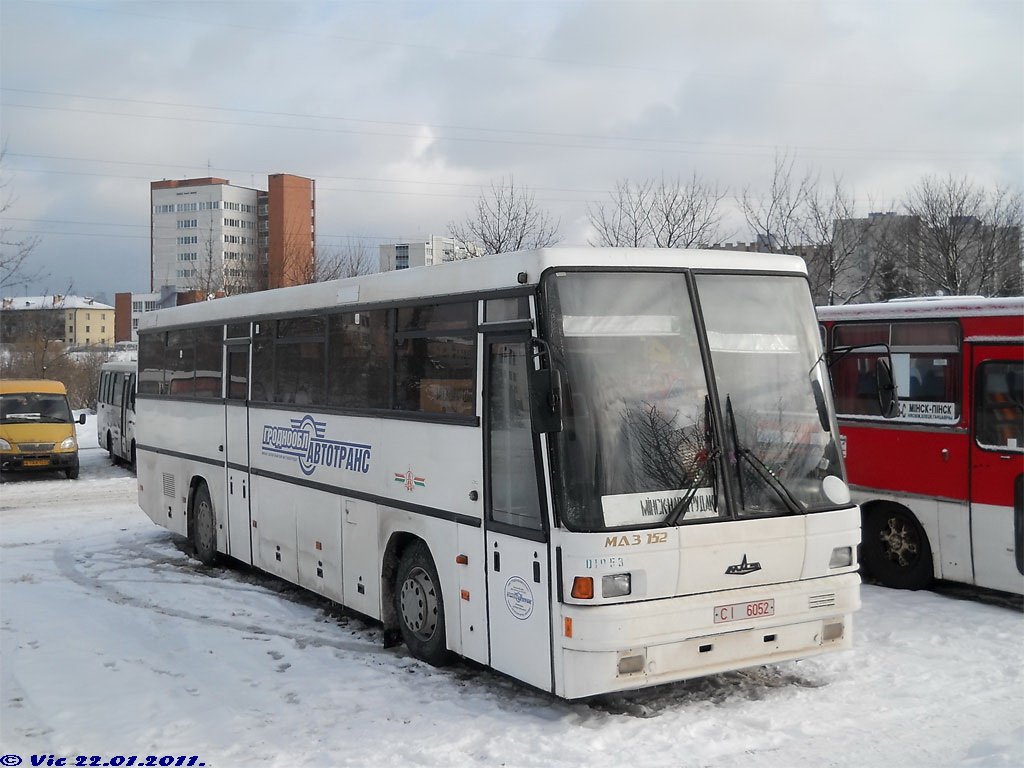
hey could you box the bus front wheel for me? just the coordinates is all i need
[395,542,452,667]
[862,504,932,590]
[191,482,219,566]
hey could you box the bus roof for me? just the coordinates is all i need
[817,295,1024,322]
[138,247,809,332]
[100,361,137,372]
[0,379,69,395]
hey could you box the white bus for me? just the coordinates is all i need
[97,360,137,468]
[135,247,861,699]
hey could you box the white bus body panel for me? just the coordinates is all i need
[552,506,861,698]
[246,405,487,660]
[851,487,1024,594]
[972,502,1024,593]
[558,574,859,699]
[137,399,226,541]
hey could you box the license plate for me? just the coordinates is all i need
[714,598,775,623]
[23,459,49,467]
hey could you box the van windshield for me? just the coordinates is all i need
[0,393,74,424]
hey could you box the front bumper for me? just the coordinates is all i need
[557,572,860,699]
[1,450,79,473]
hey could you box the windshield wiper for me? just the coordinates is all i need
[664,396,719,526]
[725,395,803,515]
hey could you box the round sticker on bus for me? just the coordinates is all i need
[504,576,534,620]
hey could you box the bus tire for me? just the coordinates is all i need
[106,432,117,465]
[129,441,137,471]
[395,541,452,667]
[191,482,219,566]
[862,504,932,590]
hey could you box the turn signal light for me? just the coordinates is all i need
[571,576,594,599]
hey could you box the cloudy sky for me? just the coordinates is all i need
[2,0,1021,302]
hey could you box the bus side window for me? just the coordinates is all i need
[112,373,123,408]
[976,361,1024,449]
[251,322,274,402]
[275,317,326,406]
[327,310,389,410]
[394,302,476,416]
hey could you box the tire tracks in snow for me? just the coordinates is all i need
[51,538,387,657]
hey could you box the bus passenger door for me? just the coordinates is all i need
[120,372,136,462]
[483,336,553,692]
[970,346,1024,593]
[224,342,253,564]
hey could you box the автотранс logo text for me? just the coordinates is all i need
[262,415,371,476]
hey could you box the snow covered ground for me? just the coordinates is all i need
[1,416,1022,768]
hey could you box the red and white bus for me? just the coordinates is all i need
[818,297,1024,595]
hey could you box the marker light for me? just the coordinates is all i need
[829,546,853,568]
[571,576,594,599]
[602,573,632,598]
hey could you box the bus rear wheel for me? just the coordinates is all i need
[862,505,932,590]
[395,542,452,667]
[191,482,219,566]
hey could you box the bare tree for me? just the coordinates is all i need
[588,174,726,248]
[588,178,656,247]
[186,222,226,298]
[739,150,817,254]
[898,175,1023,296]
[803,178,878,305]
[304,240,378,282]
[449,175,560,255]
[0,146,43,292]
[269,230,317,289]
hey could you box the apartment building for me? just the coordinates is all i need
[150,174,315,295]
[379,236,479,271]
[0,295,115,348]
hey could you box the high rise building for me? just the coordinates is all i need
[150,174,315,295]
[379,236,478,271]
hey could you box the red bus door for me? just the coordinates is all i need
[969,344,1024,593]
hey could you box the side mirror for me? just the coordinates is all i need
[810,378,831,432]
[78,412,87,425]
[875,358,899,418]
[529,367,563,434]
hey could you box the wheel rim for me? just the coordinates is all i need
[399,566,438,641]
[196,496,215,555]
[879,515,919,567]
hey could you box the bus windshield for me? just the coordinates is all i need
[544,271,845,532]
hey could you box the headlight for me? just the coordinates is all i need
[602,573,632,598]
[0,438,10,450]
[60,436,77,450]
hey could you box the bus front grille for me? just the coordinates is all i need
[809,593,836,609]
